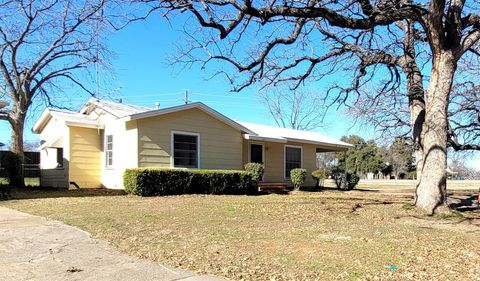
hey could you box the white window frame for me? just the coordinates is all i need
[284,145,303,179]
[248,142,265,164]
[170,130,201,169]
[105,134,114,168]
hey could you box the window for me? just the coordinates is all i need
[249,144,263,164]
[56,148,64,168]
[172,132,199,168]
[285,146,302,178]
[105,135,113,168]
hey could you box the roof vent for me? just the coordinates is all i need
[155,102,160,109]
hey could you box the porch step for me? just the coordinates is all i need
[258,182,288,191]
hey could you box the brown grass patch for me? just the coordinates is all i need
[2,189,479,280]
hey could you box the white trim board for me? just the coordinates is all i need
[248,142,265,164]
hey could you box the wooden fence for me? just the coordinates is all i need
[0,151,40,178]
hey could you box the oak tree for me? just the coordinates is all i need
[151,0,480,213]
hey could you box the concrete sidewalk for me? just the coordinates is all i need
[0,207,225,281]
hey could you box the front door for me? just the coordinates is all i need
[250,143,264,164]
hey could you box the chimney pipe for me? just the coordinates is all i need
[155,102,160,109]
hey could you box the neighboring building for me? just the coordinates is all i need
[33,99,352,189]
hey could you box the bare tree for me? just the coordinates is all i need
[258,88,325,131]
[148,0,480,213]
[0,0,119,183]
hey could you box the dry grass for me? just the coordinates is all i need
[1,189,480,280]
[323,179,480,191]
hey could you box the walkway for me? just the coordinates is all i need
[0,207,224,281]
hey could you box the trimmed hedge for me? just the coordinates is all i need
[123,168,256,196]
[244,162,264,182]
[312,169,327,189]
[334,172,360,190]
[290,168,307,190]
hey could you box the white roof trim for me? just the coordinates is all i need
[32,108,52,133]
[65,121,104,129]
[243,134,287,143]
[37,135,62,151]
[285,137,353,149]
[122,102,256,135]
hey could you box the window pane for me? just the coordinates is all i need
[173,133,198,168]
[106,135,113,167]
[250,144,263,164]
[285,147,301,178]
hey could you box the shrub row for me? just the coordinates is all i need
[124,168,256,196]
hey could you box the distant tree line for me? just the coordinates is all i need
[318,135,479,180]
[317,135,416,180]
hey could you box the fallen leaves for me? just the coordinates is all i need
[3,189,480,280]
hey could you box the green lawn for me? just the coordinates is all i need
[1,189,479,280]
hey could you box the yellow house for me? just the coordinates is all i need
[33,99,352,189]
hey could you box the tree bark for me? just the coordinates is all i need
[8,105,26,187]
[410,100,425,181]
[9,118,25,157]
[415,52,456,213]
[406,68,426,182]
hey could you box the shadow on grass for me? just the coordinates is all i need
[0,186,126,201]
[449,195,479,212]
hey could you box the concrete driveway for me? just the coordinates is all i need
[0,207,224,281]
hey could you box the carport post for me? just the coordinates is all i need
[343,151,348,189]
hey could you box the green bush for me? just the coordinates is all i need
[312,169,327,189]
[123,168,256,196]
[290,168,307,190]
[334,172,360,190]
[244,162,264,182]
[2,152,23,187]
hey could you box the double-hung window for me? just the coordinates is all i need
[105,135,113,168]
[172,132,199,168]
[285,146,302,178]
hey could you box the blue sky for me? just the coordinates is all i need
[0,13,478,168]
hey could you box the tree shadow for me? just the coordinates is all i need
[448,194,479,212]
[0,186,127,201]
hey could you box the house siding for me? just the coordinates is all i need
[137,108,243,170]
[39,117,69,188]
[69,126,102,188]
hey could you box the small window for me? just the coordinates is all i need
[173,133,199,168]
[105,135,113,168]
[56,148,64,168]
[250,144,263,164]
[285,146,302,178]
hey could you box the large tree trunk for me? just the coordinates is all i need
[402,21,426,182]
[415,52,456,213]
[406,68,426,181]
[8,107,26,187]
[10,118,25,157]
